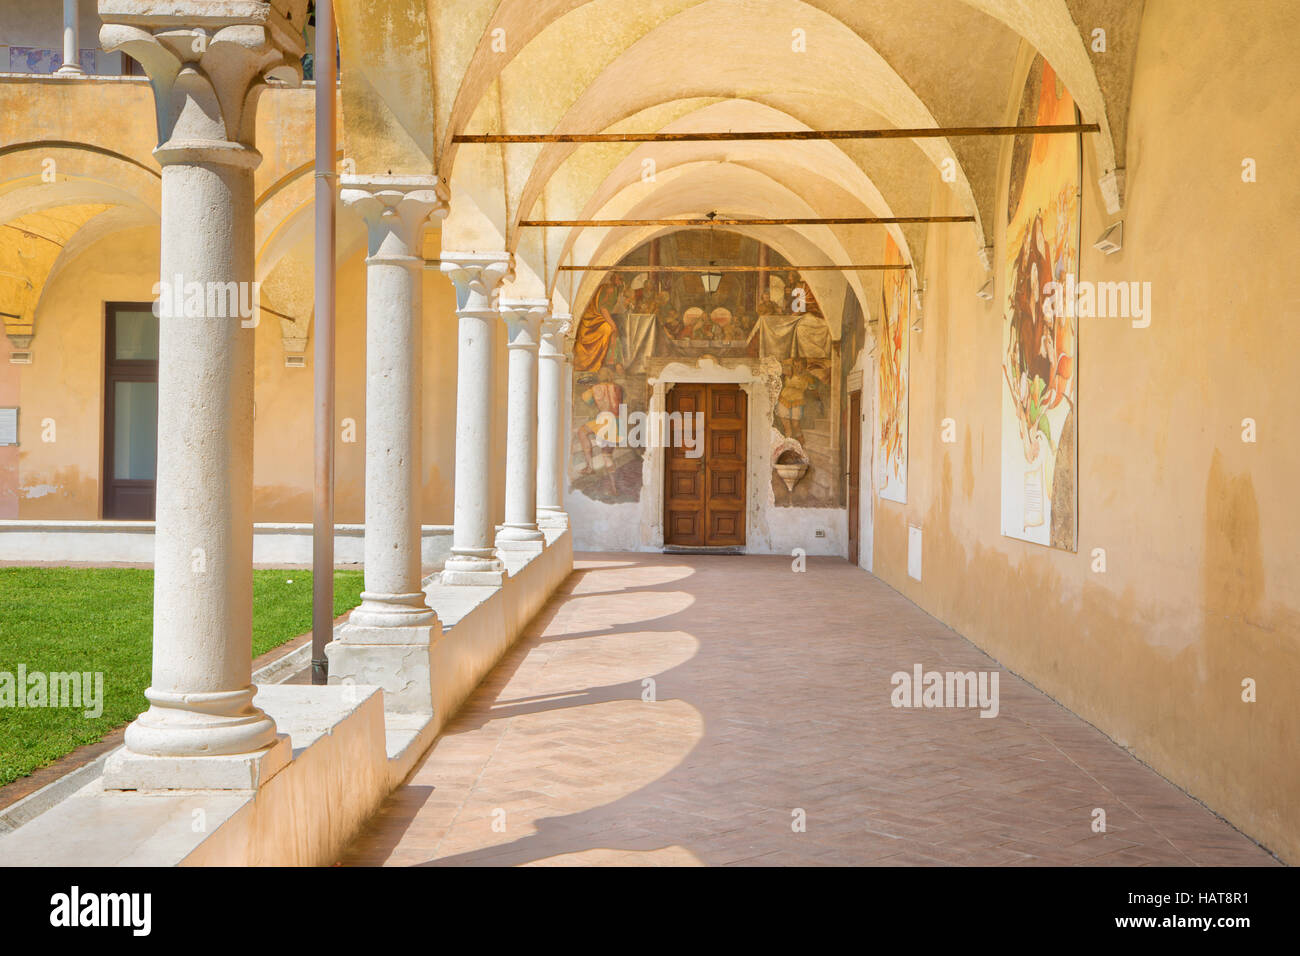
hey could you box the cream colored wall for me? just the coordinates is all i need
[13,224,154,517]
[870,0,1300,863]
[2,78,482,530]
[12,226,477,529]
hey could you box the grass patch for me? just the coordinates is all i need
[0,567,363,788]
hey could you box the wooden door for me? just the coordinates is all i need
[704,383,746,546]
[664,383,747,548]
[847,389,862,564]
[664,384,706,545]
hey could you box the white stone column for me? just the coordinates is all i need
[340,177,445,627]
[99,3,306,790]
[496,298,548,553]
[563,346,575,503]
[536,313,572,528]
[56,0,84,74]
[325,176,446,713]
[440,252,512,585]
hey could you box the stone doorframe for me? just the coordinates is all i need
[847,344,875,572]
[638,356,783,550]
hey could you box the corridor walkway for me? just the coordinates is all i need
[339,555,1275,866]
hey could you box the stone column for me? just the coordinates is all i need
[440,252,512,585]
[496,298,548,553]
[341,176,445,627]
[99,2,307,790]
[56,0,84,74]
[563,345,575,502]
[536,313,572,528]
[325,176,446,713]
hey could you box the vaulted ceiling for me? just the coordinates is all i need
[335,0,1144,319]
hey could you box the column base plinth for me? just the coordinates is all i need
[326,622,441,714]
[347,591,439,629]
[442,551,507,586]
[496,525,546,553]
[103,735,291,791]
[537,510,569,529]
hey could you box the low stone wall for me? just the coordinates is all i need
[0,520,454,568]
[0,530,573,866]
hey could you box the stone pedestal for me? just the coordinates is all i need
[339,176,445,628]
[441,253,512,585]
[497,298,548,554]
[98,1,308,791]
[325,176,447,712]
[537,314,572,529]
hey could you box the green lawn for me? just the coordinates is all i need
[0,568,364,788]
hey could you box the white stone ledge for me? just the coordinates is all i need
[423,527,573,737]
[0,520,454,567]
[0,528,574,866]
[0,685,391,866]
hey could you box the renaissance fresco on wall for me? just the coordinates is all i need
[1000,55,1081,551]
[877,235,910,504]
[568,232,841,508]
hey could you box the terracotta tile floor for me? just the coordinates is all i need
[338,554,1275,867]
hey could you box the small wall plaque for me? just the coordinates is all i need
[0,407,17,446]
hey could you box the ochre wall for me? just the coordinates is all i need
[870,0,1299,863]
[1,78,490,531]
[8,227,481,530]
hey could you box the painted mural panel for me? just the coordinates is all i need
[568,232,841,508]
[877,235,909,504]
[1000,55,1080,550]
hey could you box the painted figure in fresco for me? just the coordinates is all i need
[573,273,626,372]
[710,307,740,341]
[879,273,907,482]
[785,271,822,316]
[776,357,821,444]
[1005,209,1073,467]
[679,307,705,340]
[576,367,626,497]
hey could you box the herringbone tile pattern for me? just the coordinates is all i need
[338,554,1275,867]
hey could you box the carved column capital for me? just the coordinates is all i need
[341,175,448,263]
[441,252,513,318]
[539,312,571,360]
[499,297,548,351]
[99,0,310,165]
[541,313,573,339]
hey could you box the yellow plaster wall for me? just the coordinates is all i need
[869,0,1300,863]
[11,227,480,530]
[13,224,155,517]
[2,80,485,530]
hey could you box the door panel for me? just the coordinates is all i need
[704,384,746,547]
[664,384,706,546]
[847,389,862,565]
[664,382,746,548]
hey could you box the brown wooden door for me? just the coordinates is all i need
[847,389,862,565]
[664,383,706,545]
[664,383,746,548]
[705,383,746,546]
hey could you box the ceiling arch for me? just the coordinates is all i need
[446,0,986,258]
[510,99,921,297]
[556,163,871,335]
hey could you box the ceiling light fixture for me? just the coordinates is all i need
[701,212,722,295]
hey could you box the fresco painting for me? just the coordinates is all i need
[568,232,843,508]
[1000,55,1080,551]
[877,235,909,504]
